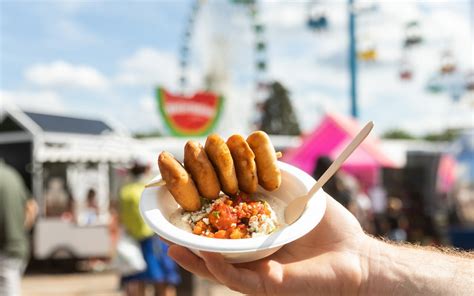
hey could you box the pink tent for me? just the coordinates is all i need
[282,113,398,191]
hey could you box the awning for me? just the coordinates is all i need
[35,134,151,163]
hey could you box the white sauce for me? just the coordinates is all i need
[168,210,192,232]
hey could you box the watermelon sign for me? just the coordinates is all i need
[157,87,223,137]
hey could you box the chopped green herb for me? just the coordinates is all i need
[212,211,220,218]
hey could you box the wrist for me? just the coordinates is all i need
[357,236,380,295]
[359,237,408,295]
[359,237,474,295]
[362,237,415,295]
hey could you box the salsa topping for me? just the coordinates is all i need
[180,192,279,239]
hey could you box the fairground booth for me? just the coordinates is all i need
[282,113,466,246]
[282,113,398,191]
[0,104,149,261]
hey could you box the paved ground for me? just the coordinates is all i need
[22,272,121,296]
[22,272,241,296]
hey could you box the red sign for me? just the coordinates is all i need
[156,87,223,136]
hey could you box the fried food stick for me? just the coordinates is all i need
[184,140,221,199]
[158,151,201,211]
[204,134,239,196]
[226,134,258,194]
[247,131,281,191]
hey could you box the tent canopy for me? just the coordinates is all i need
[282,113,398,189]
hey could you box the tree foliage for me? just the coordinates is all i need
[382,129,416,140]
[260,82,301,135]
[423,129,460,142]
[134,130,163,138]
[382,128,460,142]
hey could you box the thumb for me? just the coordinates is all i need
[200,251,265,295]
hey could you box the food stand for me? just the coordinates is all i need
[282,113,398,191]
[0,104,150,260]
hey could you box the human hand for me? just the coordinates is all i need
[167,192,372,295]
[24,198,38,230]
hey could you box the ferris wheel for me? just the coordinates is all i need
[177,0,270,128]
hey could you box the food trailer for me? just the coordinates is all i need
[0,104,150,260]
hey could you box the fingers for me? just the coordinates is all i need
[167,245,267,295]
[167,245,217,282]
[200,251,266,295]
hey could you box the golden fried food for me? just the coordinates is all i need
[247,131,281,191]
[158,151,201,211]
[226,134,258,194]
[184,140,221,199]
[204,134,239,195]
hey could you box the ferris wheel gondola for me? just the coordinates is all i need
[358,46,377,62]
[399,56,413,81]
[426,76,444,94]
[466,71,474,91]
[440,50,457,75]
[403,21,423,48]
[355,3,378,62]
[307,1,329,31]
[358,33,377,62]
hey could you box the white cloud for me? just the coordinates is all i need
[0,90,67,113]
[106,95,165,133]
[261,2,306,29]
[116,48,200,92]
[25,61,108,91]
[139,95,155,111]
[253,0,474,135]
[292,90,347,132]
[135,95,164,132]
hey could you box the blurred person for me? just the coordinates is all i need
[0,160,37,296]
[80,188,108,272]
[119,159,181,296]
[60,193,75,222]
[387,197,408,242]
[44,177,70,217]
[83,188,99,225]
[167,192,474,295]
[312,156,356,211]
[345,175,374,233]
[108,199,120,252]
[368,182,387,215]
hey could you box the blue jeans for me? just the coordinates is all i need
[121,236,181,285]
[0,253,25,296]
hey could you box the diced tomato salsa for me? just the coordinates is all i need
[189,192,276,239]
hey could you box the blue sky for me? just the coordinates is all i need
[1,0,473,135]
[1,1,187,81]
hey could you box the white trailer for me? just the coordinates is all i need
[0,104,151,260]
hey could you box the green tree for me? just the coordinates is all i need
[382,129,416,140]
[134,130,163,139]
[260,82,301,135]
[381,128,460,142]
[423,129,460,142]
